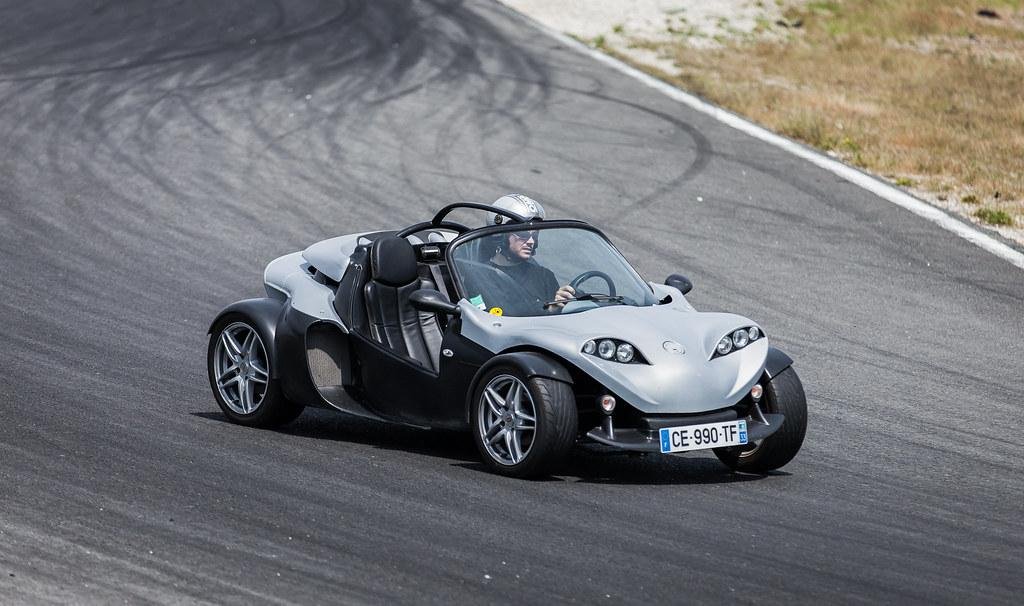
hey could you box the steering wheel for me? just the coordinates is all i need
[569,270,616,297]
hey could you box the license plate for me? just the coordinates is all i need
[659,420,748,454]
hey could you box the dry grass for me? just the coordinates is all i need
[634,0,1024,231]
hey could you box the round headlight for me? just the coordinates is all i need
[748,326,760,341]
[615,343,635,363]
[732,329,749,349]
[582,340,597,355]
[597,339,616,359]
[716,336,733,355]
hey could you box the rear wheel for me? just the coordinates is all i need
[715,366,807,473]
[471,365,577,478]
[207,314,304,428]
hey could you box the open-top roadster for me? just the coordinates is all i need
[207,195,807,477]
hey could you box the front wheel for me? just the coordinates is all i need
[471,366,577,478]
[207,314,304,428]
[715,366,807,473]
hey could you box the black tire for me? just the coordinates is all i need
[207,313,304,428]
[470,364,577,478]
[714,366,807,473]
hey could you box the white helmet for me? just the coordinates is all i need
[490,193,545,225]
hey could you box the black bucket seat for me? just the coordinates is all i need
[363,236,443,371]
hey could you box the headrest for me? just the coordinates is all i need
[370,236,419,286]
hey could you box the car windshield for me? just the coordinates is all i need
[449,225,658,317]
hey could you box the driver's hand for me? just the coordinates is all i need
[546,285,576,310]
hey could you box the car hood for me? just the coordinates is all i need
[458,284,767,414]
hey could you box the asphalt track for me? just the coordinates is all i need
[1,1,1022,603]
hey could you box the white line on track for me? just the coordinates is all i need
[503,5,1024,272]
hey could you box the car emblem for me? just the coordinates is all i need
[663,341,684,354]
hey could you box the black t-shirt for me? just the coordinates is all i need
[493,259,559,306]
[464,259,558,316]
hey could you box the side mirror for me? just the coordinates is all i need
[665,274,693,295]
[410,289,461,316]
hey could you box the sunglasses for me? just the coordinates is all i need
[510,230,538,241]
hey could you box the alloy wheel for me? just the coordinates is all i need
[478,374,537,466]
[213,322,270,414]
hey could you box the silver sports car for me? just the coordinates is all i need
[207,195,807,477]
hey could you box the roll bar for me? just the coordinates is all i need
[431,202,528,226]
[395,202,532,239]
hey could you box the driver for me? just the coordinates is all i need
[488,195,575,312]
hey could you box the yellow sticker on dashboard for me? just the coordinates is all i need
[488,307,503,316]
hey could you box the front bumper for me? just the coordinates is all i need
[584,410,784,452]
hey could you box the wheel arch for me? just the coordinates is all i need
[764,346,794,380]
[464,349,574,424]
[208,298,287,378]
